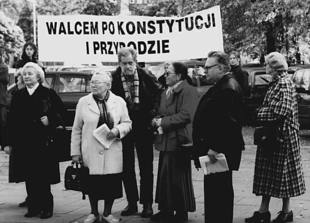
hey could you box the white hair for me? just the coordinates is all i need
[22,62,45,83]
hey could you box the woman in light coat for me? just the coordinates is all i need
[245,52,305,223]
[71,69,132,223]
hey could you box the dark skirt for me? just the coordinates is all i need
[87,173,122,200]
[155,151,196,212]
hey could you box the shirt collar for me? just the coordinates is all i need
[26,83,39,95]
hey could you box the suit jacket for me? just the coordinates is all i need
[71,91,132,175]
[111,67,163,127]
[193,74,245,170]
[155,81,198,152]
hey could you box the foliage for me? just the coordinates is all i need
[0,11,25,64]
[17,1,33,44]
[81,0,119,15]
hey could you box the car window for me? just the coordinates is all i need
[293,70,306,89]
[254,74,272,85]
[58,75,88,93]
[45,77,53,86]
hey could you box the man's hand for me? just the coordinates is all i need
[207,149,218,164]
[106,128,119,140]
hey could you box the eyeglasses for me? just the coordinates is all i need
[204,64,218,71]
[120,61,135,66]
[90,81,107,85]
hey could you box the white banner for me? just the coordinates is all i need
[38,6,223,63]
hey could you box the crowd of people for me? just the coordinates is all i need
[0,37,306,223]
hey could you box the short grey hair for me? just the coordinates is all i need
[208,51,231,73]
[92,68,112,89]
[22,62,45,84]
[117,47,137,63]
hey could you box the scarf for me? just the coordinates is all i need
[121,69,140,104]
[93,91,114,129]
[166,81,182,99]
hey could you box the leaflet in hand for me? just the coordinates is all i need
[93,124,115,149]
[199,153,229,175]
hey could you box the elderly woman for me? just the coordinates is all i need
[4,62,65,219]
[150,62,198,222]
[71,69,132,223]
[245,52,306,223]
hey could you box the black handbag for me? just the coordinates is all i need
[253,124,283,154]
[64,162,89,200]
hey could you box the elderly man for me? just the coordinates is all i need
[0,33,8,150]
[157,62,170,89]
[111,47,163,218]
[192,51,245,223]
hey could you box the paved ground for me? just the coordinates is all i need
[0,127,309,223]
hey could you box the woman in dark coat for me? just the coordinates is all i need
[245,52,306,223]
[4,62,65,219]
[150,62,198,222]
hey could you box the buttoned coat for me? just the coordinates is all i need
[71,91,132,175]
[154,81,198,152]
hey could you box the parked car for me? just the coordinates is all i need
[292,68,310,129]
[7,71,93,129]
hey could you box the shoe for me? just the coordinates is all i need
[120,203,138,216]
[141,204,153,218]
[24,211,40,218]
[84,214,99,223]
[272,211,293,223]
[174,211,188,221]
[103,214,120,223]
[150,211,174,221]
[245,211,271,223]
[19,200,28,207]
[40,211,53,219]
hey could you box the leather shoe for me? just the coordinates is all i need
[272,211,293,223]
[121,203,138,216]
[141,204,153,218]
[24,211,40,218]
[245,211,271,223]
[40,211,53,219]
[19,200,28,207]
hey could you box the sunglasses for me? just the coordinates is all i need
[204,64,218,71]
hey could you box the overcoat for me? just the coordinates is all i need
[154,81,198,151]
[71,91,132,175]
[6,84,65,184]
[193,74,245,170]
[253,72,306,198]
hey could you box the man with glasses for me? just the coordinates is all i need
[0,33,8,150]
[192,51,245,223]
[111,47,163,218]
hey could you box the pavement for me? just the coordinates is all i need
[0,131,310,223]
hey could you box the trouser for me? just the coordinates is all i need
[0,105,6,148]
[122,127,154,205]
[204,171,234,223]
[25,179,53,213]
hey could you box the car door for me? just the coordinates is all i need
[53,72,91,128]
[292,69,310,128]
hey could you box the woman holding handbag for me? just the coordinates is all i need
[149,62,198,222]
[4,62,65,219]
[245,52,306,223]
[71,69,132,223]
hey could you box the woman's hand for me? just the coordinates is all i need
[41,116,49,126]
[207,149,218,164]
[4,146,12,155]
[106,128,120,140]
[72,155,82,164]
